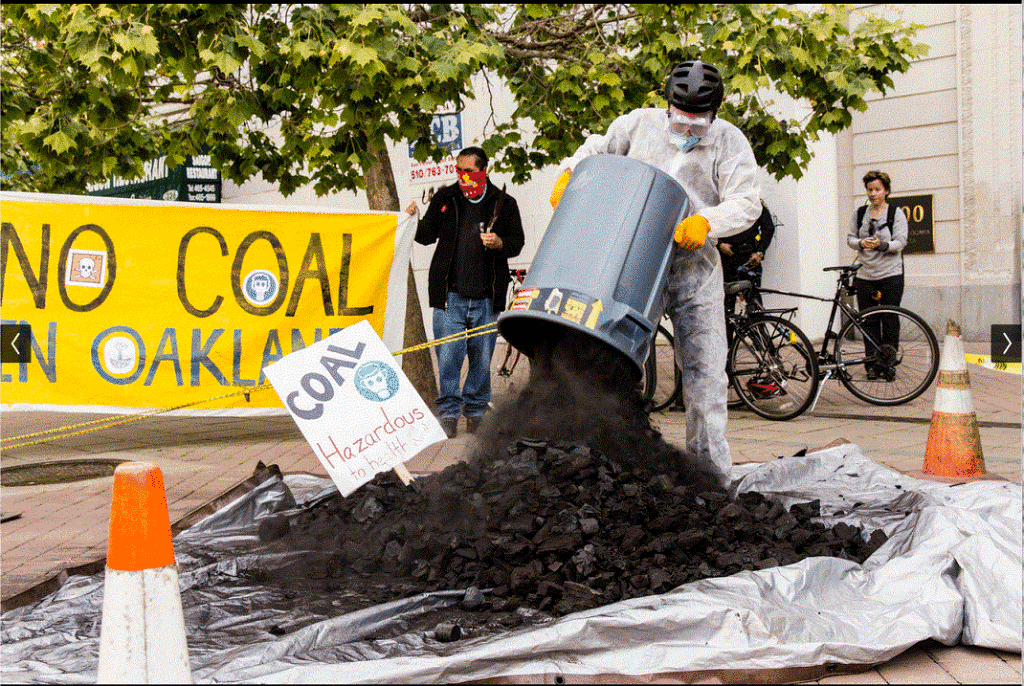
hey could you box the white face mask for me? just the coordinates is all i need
[671,133,701,152]
[667,110,712,152]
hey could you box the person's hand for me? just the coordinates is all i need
[746,252,763,266]
[550,168,571,209]
[674,215,710,250]
[480,231,503,251]
[718,242,734,256]
[405,201,419,216]
[860,236,880,250]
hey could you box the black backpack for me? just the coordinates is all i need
[856,203,898,235]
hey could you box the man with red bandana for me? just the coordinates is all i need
[406,147,525,438]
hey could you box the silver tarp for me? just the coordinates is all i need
[2,443,1020,683]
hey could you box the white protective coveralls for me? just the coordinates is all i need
[562,107,761,486]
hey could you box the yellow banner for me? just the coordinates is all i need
[0,192,414,413]
[965,353,1022,375]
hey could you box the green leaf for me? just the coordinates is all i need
[132,28,159,56]
[43,130,75,154]
[234,33,266,60]
[730,73,756,94]
[418,91,439,111]
[212,52,242,74]
[351,6,381,28]
[112,32,134,53]
[429,59,460,82]
[79,44,105,69]
[21,115,53,136]
[119,54,138,78]
[790,46,809,67]
[351,46,379,67]
[293,40,318,61]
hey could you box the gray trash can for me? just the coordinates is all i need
[498,155,690,380]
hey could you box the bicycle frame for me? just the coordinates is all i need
[759,280,878,367]
[755,269,895,411]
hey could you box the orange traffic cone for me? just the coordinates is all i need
[97,462,191,683]
[917,320,987,483]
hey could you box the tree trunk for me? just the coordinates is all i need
[363,139,438,410]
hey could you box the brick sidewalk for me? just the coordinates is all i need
[0,341,1019,682]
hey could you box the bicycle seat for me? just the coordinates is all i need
[725,280,753,295]
[823,264,862,273]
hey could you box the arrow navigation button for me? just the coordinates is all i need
[991,324,1021,363]
[0,324,32,363]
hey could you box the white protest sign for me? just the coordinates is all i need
[263,319,447,496]
[408,108,462,186]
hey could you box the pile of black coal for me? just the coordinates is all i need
[253,328,887,628]
[259,435,888,619]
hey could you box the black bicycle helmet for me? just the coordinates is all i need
[665,60,724,113]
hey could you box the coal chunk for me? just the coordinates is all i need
[257,515,291,542]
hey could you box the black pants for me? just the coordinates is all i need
[854,273,905,369]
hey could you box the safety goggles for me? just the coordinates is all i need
[667,111,713,137]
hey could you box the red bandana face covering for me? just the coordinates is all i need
[458,170,487,200]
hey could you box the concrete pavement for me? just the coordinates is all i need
[1,340,1020,683]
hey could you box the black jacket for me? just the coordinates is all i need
[414,182,525,314]
[719,202,775,262]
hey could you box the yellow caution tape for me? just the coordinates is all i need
[1,323,500,451]
[964,353,1021,375]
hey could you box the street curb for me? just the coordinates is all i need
[811,412,1020,429]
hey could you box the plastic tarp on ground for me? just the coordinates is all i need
[2,443,1020,684]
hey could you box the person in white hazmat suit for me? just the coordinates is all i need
[551,60,762,488]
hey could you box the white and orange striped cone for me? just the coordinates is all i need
[914,319,988,483]
[97,462,191,683]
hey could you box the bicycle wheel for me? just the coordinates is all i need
[728,315,820,421]
[642,325,681,412]
[727,376,744,408]
[835,305,939,405]
[725,311,745,409]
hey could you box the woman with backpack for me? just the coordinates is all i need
[847,170,909,380]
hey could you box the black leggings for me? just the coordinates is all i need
[854,274,905,365]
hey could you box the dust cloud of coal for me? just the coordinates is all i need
[476,327,723,494]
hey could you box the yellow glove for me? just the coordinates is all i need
[550,169,571,209]
[674,214,710,250]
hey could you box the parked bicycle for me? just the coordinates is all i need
[726,264,940,420]
[725,274,819,420]
[642,261,764,415]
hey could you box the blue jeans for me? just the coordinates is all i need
[432,292,499,420]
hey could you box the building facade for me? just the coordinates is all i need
[837,3,1022,340]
